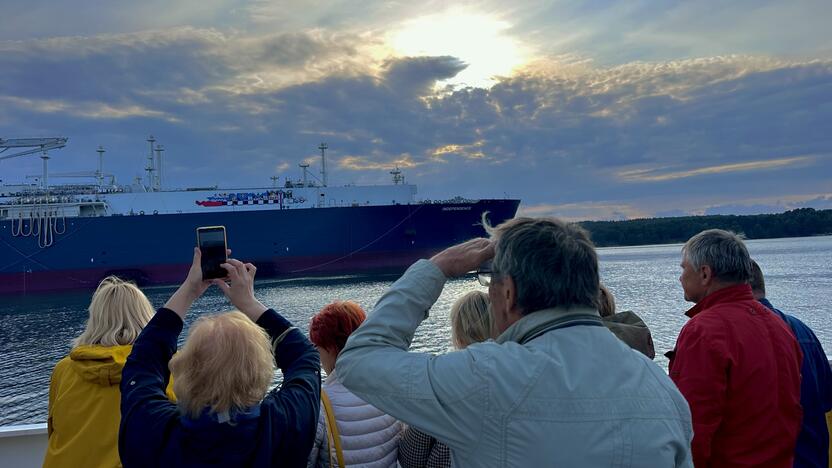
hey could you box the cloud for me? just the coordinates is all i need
[519,201,650,222]
[618,155,818,182]
[1,24,831,220]
[0,96,179,122]
[507,0,832,63]
[430,140,486,160]
[339,154,419,171]
[702,192,832,215]
[384,56,468,93]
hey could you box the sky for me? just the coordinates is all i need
[1,0,831,220]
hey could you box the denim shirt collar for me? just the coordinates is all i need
[496,306,603,345]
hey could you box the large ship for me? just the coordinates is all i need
[0,137,520,295]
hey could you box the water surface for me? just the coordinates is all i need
[1,236,829,425]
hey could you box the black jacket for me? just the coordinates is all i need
[119,308,321,467]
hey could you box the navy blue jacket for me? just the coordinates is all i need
[119,308,321,467]
[761,298,832,468]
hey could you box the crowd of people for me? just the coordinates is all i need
[42,216,831,467]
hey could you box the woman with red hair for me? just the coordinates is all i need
[307,301,402,468]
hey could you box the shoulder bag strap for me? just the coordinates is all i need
[321,390,346,468]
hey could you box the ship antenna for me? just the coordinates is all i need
[155,144,164,191]
[40,149,50,190]
[145,135,156,191]
[270,175,279,188]
[299,162,310,186]
[318,142,328,187]
[96,145,106,190]
[390,166,404,185]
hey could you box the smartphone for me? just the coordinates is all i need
[196,226,228,279]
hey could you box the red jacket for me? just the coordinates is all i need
[669,284,802,467]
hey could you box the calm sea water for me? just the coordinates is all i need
[1,235,830,426]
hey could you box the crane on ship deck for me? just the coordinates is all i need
[0,137,68,189]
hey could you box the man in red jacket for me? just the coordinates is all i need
[669,229,802,467]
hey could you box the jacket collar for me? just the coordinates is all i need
[758,297,776,311]
[685,283,754,318]
[496,306,603,345]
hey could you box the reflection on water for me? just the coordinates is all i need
[1,236,830,425]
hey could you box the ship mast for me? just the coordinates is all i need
[0,137,68,190]
[96,146,106,190]
[145,135,156,191]
[390,166,404,185]
[299,162,310,186]
[318,142,328,187]
[155,144,164,191]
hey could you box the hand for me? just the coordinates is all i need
[430,238,494,278]
[183,247,212,297]
[213,258,268,321]
[165,247,231,320]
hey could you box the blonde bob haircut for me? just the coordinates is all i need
[73,276,155,347]
[450,291,493,349]
[169,311,275,418]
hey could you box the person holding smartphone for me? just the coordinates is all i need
[118,247,321,467]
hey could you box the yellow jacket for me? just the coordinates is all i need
[43,344,174,468]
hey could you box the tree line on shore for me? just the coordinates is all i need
[579,208,832,247]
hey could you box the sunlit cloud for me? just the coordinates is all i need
[431,140,486,160]
[389,9,531,89]
[618,156,819,182]
[339,154,419,171]
[0,96,179,122]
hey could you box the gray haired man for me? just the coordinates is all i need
[670,229,802,467]
[339,217,693,467]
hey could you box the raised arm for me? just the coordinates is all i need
[119,247,214,467]
[338,239,494,456]
[214,257,322,466]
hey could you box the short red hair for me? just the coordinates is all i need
[309,301,366,354]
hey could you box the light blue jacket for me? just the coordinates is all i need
[339,260,693,467]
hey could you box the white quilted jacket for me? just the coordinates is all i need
[307,369,403,468]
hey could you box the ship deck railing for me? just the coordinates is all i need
[0,423,46,468]
[0,364,828,468]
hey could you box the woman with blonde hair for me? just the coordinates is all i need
[44,276,168,468]
[306,301,403,467]
[118,249,321,467]
[398,290,493,468]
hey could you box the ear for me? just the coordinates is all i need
[503,274,515,306]
[503,275,523,316]
[700,264,713,286]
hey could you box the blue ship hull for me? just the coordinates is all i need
[0,199,519,295]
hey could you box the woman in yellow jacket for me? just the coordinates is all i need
[43,276,172,468]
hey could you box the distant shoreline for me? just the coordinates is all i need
[579,208,832,248]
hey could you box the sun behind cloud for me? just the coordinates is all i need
[389,9,530,89]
